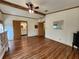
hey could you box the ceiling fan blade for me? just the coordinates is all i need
[35,6,39,9]
[30,3,33,7]
[26,3,29,7]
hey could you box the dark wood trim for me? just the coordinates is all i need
[13,20,28,39]
[46,6,79,15]
[0,9,3,23]
[3,13,43,19]
[0,0,45,16]
[0,0,4,3]
[34,10,46,16]
[0,9,4,13]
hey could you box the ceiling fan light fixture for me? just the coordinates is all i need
[26,1,39,14]
[29,9,34,13]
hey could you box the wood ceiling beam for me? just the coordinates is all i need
[46,6,79,15]
[0,0,46,16]
[3,12,43,19]
[0,9,3,13]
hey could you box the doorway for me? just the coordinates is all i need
[13,21,28,40]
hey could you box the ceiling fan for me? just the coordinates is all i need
[26,2,39,13]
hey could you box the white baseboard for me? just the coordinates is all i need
[46,36,78,49]
[45,36,72,47]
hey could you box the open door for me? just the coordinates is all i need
[13,21,28,40]
[13,21,21,40]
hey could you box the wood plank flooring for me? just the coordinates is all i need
[3,36,79,59]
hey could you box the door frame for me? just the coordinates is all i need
[13,20,28,39]
[38,21,45,37]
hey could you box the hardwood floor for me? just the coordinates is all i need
[3,36,79,59]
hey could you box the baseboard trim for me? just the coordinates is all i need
[46,37,78,49]
[45,37,72,48]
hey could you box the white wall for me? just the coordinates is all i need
[45,8,79,46]
[4,15,38,40]
[0,12,4,33]
[0,24,4,33]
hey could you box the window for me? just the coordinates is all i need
[0,23,3,33]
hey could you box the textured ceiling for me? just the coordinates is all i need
[0,4,44,19]
[5,0,79,14]
[0,0,79,18]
